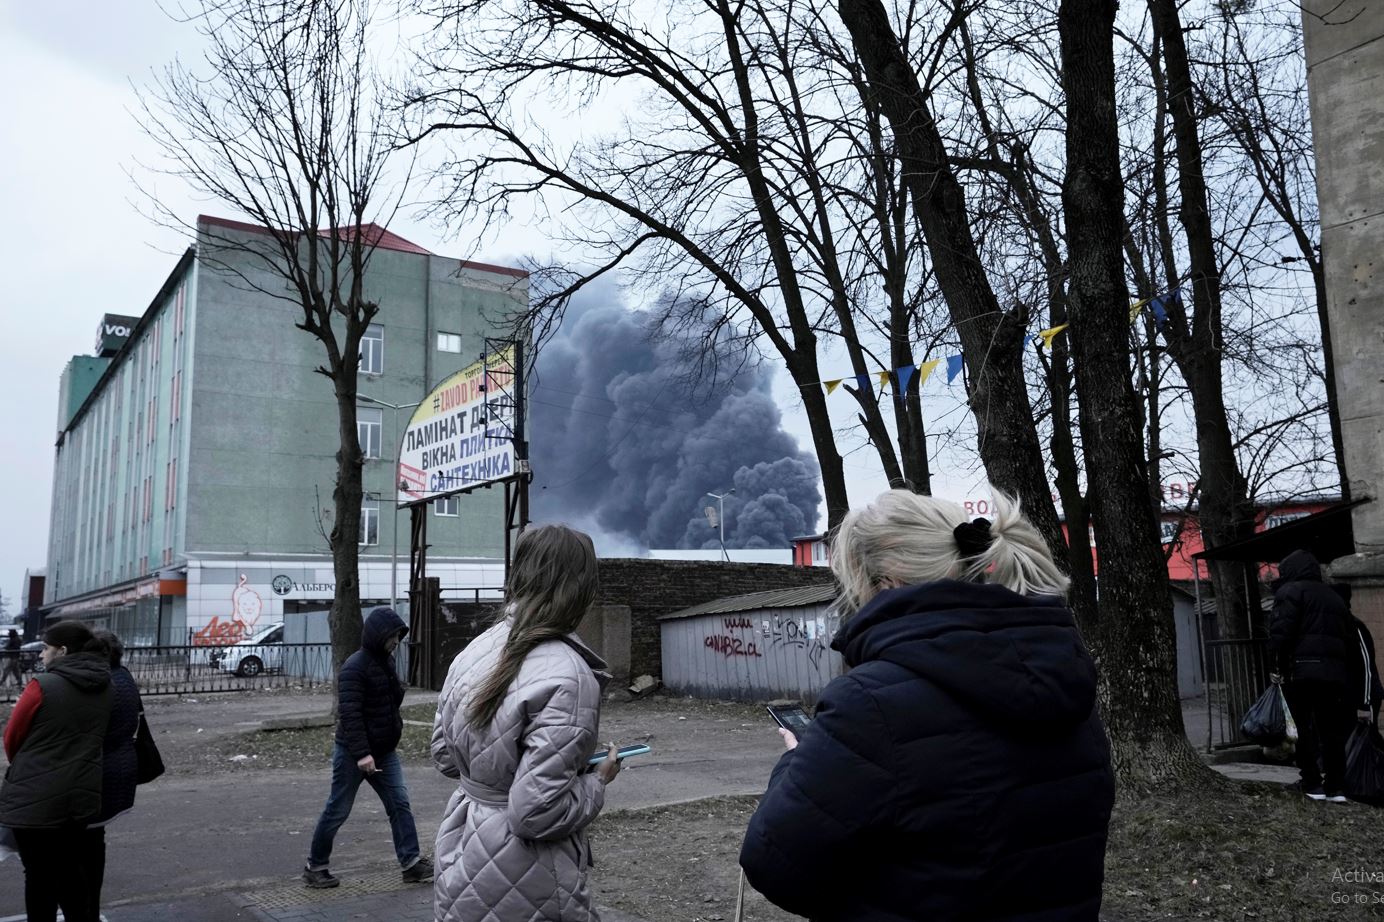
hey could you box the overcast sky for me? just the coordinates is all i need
[0,1,997,616]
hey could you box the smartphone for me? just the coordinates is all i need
[588,743,652,765]
[766,705,812,740]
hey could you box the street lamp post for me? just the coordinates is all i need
[359,395,420,611]
[706,489,735,561]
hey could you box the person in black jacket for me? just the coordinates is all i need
[303,607,432,888]
[1331,583,1383,725]
[87,630,144,918]
[740,491,1115,922]
[0,620,112,922]
[1269,550,1358,802]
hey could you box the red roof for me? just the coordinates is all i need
[197,215,529,277]
[198,214,433,256]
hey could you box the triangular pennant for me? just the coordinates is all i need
[916,359,941,388]
[877,370,893,388]
[1037,324,1069,350]
[1152,288,1179,330]
[855,373,872,392]
[946,354,965,383]
[824,379,843,395]
[895,364,917,394]
[1129,296,1152,323]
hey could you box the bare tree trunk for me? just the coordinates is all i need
[836,0,1066,565]
[1147,0,1260,638]
[330,369,366,673]
[1059,0,1213,789]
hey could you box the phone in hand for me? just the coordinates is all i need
[588,743,652,765]
[766,705,812,740]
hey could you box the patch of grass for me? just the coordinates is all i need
[1102,783,1384,921]
[210,702,438,770]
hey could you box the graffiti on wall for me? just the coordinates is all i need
[703,616,764,658]
[761,614,830,670]
[192,574,265,646]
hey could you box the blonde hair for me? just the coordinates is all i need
[830,490,1069,613]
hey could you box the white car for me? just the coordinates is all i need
[218,622,285,677]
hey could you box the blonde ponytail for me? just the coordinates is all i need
[830,490,1068,614]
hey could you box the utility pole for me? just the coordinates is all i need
[706,489,735,561]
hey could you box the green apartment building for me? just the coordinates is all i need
[44,216,522,645]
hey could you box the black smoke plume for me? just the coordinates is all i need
[528,295,821,551]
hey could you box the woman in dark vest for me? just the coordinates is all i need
[0,620,113,922]
[740,491,1115,922]
[87,629,144,916]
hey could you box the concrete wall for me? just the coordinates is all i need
[1302,0,1384,640]
[425,559,834,690]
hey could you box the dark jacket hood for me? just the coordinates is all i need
[46,651,112,693]
[833,580,1097,732]
[362,607,408,654]
[1275,549,1322,589]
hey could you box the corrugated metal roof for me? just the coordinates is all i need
[659,583,838,622]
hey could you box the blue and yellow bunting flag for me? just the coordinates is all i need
[895,364,917,394]
[855,373,872,392]
[824,379,843,395]
[917,359,941,388]
[1037,324,1069,350]
[947,354,965,383]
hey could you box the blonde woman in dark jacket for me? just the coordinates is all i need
[740,491,1115,922]
[431,524,622,921]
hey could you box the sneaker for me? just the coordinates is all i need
[402,857,434,883]
[302,866,340,889]
[1326,791,1350,804]
[1304,787,1328,801]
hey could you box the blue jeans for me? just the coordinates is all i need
[308,743,421,870]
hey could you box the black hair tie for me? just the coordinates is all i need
[953,518,994,558]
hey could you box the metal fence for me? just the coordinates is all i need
[1,642,340,703]
[1201,637,1273,750]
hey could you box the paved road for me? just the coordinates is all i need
[0,690,1293,920]
[0,692,784,919]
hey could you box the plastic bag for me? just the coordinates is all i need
[1344,719,1384,806]
[1241,682,1295,746]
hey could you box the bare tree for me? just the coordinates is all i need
[405,0,957,525]
[1058,0,1215,788]
[138,0,406,672]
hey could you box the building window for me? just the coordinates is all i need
[359,324,384,375]
[1264,511,1310,531]
[357,406,383,459]
[360,499,379,546]
[437,332,462,353]
[435,495,459,516]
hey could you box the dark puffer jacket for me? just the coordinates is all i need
[740,581,1115,922]
[0,652,112,828]
[335,607,408,760]
[1269,551,1358,687]
[96,664,143,825]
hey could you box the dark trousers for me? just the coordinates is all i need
[13,825,104,922]
[1285,680,1354,793]
[308,742,420,870]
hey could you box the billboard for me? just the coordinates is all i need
[397,345,517,506]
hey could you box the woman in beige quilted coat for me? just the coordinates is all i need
[432,524,622,921]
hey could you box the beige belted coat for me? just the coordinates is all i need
[431,618,610,921]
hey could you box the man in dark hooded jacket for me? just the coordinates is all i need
[1269,550,1358,801]
[303,607,432,888]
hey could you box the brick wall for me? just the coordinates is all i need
[427,559,834,687]
[595,558,834,680]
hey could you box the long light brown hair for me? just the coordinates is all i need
[467,524,600,729]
